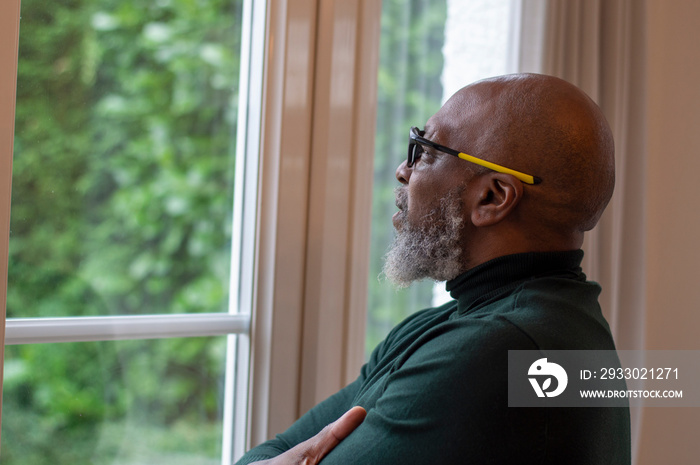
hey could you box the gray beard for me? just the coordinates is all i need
[382,186,466,288]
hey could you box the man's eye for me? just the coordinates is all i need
[417,146,434,161]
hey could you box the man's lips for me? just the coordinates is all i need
[392,211,401,229]
[392,203,406,228]
[392,186,408,228]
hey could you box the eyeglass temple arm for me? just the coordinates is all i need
[457,152,542,185]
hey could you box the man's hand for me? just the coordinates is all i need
[253,406,367,465]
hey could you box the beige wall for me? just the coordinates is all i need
[639,0,700,463]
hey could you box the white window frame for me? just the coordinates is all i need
[1,0,381,461]
[0,0,263,460]
[243,0,380,449]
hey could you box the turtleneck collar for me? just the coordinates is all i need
[445,250,585,312]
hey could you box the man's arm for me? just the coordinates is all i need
[313,320,547,464]
[235,310,417,464]
[238,316,526,464]
[317,319,628,464]
[235,376,365,464]
[246,407,366,465]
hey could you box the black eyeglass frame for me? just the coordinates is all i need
[408,127,542,185]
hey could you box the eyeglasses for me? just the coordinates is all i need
[408,127,542,185]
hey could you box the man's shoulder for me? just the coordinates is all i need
[366,300,529,375]
[393,307,538,367]
[462,276,617,351]
[373,275,617,374]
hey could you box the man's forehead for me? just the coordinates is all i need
[423,113,469,144]
[426,90,493,132]
[423,110,459,138]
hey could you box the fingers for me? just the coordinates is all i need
[292,406,367,464]
[329,406,367,441]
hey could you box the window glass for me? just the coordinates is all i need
[8,0,244,318]
[2,337,228,464]
[367,0,515,354]
[367,0,448,354]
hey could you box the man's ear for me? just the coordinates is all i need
[470,173,523,227]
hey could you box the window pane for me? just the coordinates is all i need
[8,0,244,318]
[367,0,515,355]
[2,336,229,464]
[366,0,448,354]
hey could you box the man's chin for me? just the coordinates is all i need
[381,234,421,288]
[383,185,466,287]
[382,234,463,288]
[382,258,463,289]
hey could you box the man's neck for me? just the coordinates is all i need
[460,228,584,272]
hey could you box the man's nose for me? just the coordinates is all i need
[396,160,411,185]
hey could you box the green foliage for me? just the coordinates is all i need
[9,0,240,319]
[366,0,448,354]
[4,0,242,462]
[3,0,448,460]
[2,339,226,464]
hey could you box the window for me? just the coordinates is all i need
[368,0,519,353]
[2,0,381,461]
[1,0,263,461]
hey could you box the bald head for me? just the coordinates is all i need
[434,73,614,238]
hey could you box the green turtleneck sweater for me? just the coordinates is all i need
[236,250,631,464]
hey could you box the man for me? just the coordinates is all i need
[236,73,631,464]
